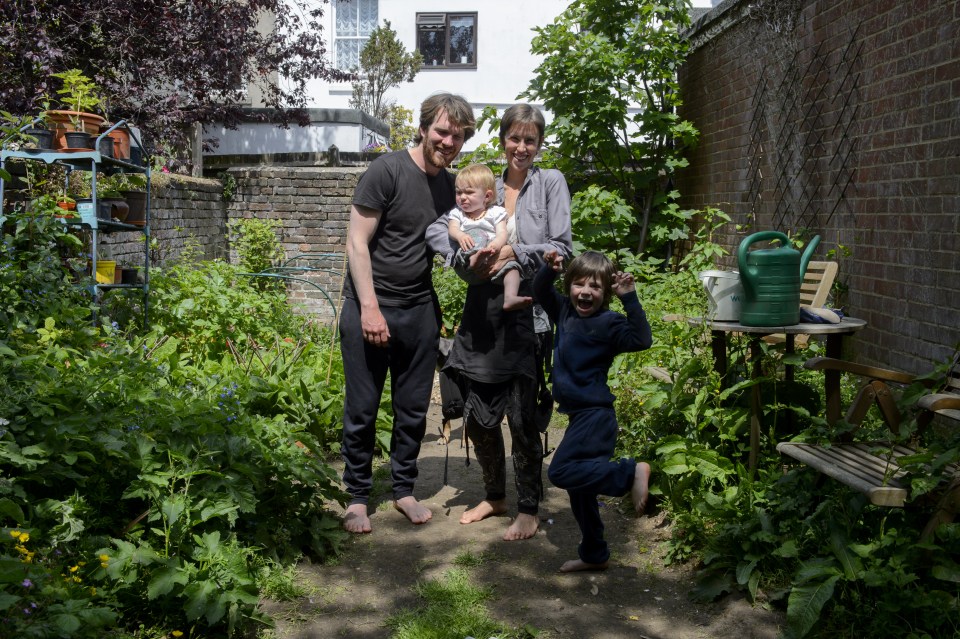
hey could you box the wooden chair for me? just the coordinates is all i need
[777,352,960,540]
[764,260,839,348]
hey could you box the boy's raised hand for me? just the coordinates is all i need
[612,271,635,296]
[458,235,476,251]
[543,249,564,272]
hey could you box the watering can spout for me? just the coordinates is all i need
[799,235,821,279]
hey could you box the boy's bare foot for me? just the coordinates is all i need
[393,496,432,525]
[343,503,372,534]
[632,462,651,516]
[503,512,539,540]
[559,558,609,573]
[503,295,533,312]
[459,499,508,524]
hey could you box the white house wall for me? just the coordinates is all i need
[304,0,571,151]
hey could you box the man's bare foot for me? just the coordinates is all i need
[393,496,432,525]
[559,558,609,573]
[459,499,508,524]
[503,295,533,312]
[343,503,372,534]
[632,462,651,516]
[503,512,539,540]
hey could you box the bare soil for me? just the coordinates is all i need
[261,401,785,639]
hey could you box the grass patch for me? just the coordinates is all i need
[386,569,536,639]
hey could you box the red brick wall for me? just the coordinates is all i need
[677,0,960,373]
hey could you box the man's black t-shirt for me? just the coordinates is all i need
[344,150,456,306]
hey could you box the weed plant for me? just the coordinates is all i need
[609,259,960,638]
[0,209,350,636]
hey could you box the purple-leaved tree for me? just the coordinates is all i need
[0,0,352,159]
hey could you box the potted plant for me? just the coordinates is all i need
[43,69,106,149]
[109,173,147,226]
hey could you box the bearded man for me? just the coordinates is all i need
[339,93,476,534]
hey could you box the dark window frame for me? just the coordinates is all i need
[416,12,478,69]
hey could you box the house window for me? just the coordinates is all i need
[335,0,378,71]
[417,13,477,68]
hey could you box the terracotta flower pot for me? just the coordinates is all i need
[45,110,106,150]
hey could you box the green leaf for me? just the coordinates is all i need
[0,498,25,524]
[785,575,839,639]
[184,579,219,621]
[147,565,186,599]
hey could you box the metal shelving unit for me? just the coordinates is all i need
[0,120,151,325]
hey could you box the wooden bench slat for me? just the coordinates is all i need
[777,442,909,507]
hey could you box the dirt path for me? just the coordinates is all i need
[261,403,784,639]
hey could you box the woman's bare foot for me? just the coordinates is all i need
[559,558,609,573]
[632,462,651,516]
[343,503,372,534]
[503,512,539,540]
[503,294,533,312]
[459,499,508,524]
[393,496,432,525]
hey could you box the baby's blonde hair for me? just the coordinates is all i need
[455,163,496,196]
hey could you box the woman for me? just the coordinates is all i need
[427,103,572,540]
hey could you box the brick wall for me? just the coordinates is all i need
[224,167,361,321]
[101,167,360,322]
[102,176,227,267]
[677,0,960,373]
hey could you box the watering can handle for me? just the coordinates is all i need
[737,231,790,296]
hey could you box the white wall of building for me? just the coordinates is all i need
[303,0,571,151]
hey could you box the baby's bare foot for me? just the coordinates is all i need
[632,462,651,516]
[393,496,432,525]
[503,513,539,540]
[459,499,508,524]
[559,558,609,573]
[343,503,372,534]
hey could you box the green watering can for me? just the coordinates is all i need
[737,231,820,326]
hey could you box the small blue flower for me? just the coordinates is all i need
[21,579,32,589]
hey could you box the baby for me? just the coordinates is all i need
[447,164,531,311]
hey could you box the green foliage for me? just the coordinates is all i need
[0,219,350,636]
[432,257,467,337]
[0,209,93,345]
[50,69,104,115]
[386,569,535,639]
[228,217,284,275]
[386,104,417,151]
[523,0,699,257]
[147,259,299,361]
[350,20,422,123]
[611,264,960,639]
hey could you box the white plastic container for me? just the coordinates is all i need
[699,270,743,321]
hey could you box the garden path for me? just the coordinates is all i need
[261,393,785,639]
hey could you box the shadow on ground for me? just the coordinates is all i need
[260,402,784,639]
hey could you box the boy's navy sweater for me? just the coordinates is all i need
[533,265,653,413]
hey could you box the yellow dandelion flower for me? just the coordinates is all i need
[172,631,184,638]
[73,576,82,583]
[99,554,110,562]
[17,532,29,543]
[89,587,97,596]
[100,562,109,568]
[69,565,79,573]
[9,529,20,538]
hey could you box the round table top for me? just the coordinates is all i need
[690,317,867,335]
